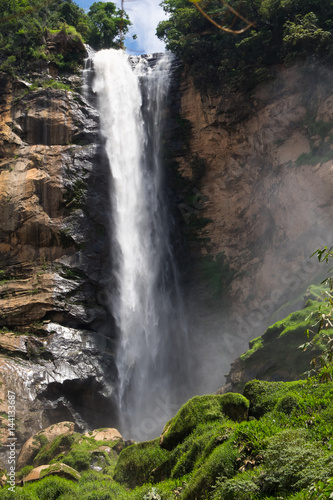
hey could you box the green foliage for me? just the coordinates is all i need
[157,0,333,92]
[8,379,333,499]
[0,0,131,75]
[64,178,87,210]
[87,2,131,50]
[170,421,234,479]
[235,289,330,391]
[298,266,333,382]
[283,12,331,58]
[34,476,77,499]
[62,449,91,471]
[113,439,170,488]
[308,477,333,499]
[261,429,333,494]
[211,471,260,500]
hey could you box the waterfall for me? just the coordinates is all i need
[92,49,190,440]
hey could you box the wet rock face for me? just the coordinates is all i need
[0,72,118,467]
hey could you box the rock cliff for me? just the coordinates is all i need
[0,71,119,466]
[175,59,333,375]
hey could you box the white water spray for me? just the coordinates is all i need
[93,49,191,439]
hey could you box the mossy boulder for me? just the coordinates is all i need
[33,432,78,467]
[113,439,170,488]
[17,421,75,469]
[160,393,249,451]
[32,432,120,473]
[23,462,80,483]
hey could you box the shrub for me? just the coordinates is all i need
[211,471,260,500]
[260,429,332,494]
[276,393,301,415]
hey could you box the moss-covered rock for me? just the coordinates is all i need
[113,439,170,488]
[224,286,331,393]
[33,433,78,467]
[17,421,75,469]
[160,394,249,451]
[182,441,239,500]
[23,462,81,483]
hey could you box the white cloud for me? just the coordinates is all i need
[117,0,168,54]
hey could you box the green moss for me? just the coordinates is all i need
[39,462,81,481]
[34,475,78,499]
[17,465,33,481]
[62,449,92,472]
[243,379,333,423]
[7,378,333,499]
[160,394,249,451]
[240,336,263,360]
[182,440,239,500]
[113,439,170,488]
[170,421,234,479]
[263,302,320,340]
[236,286,332,388]
[33,433,77,467]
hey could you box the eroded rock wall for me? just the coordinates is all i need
[0,72,118,466]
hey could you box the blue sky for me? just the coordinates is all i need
[76,0,168,54]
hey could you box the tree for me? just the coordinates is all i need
[0,0,132,75]
[156,0,333,92]
[87,1,131,50]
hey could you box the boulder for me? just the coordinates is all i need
[83,428,122,442]
[160,394,249,450]
[17,421,74,470]
[23,462,80,483]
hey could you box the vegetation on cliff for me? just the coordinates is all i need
[156,0,333,91]
[0,0,131,74]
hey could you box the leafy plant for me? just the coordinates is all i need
[299,247,333,381]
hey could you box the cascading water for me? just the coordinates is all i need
[92,49,191,440]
